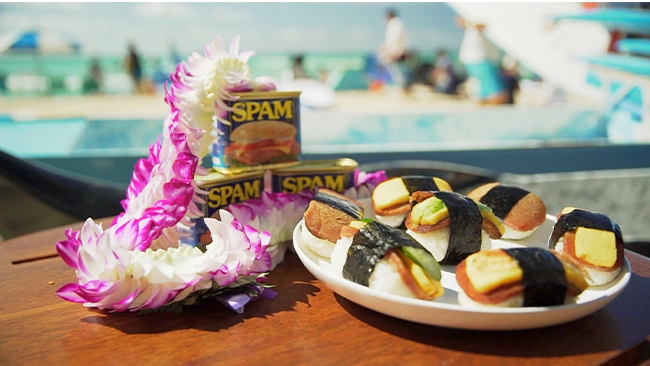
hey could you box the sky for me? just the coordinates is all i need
[0,2,464,57]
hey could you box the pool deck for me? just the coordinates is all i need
[0,86,478,121]
[0,93,170,121]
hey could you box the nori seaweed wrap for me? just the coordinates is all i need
[343,221,425,285]
[549,208,622,249]
[467,182,547,240]
[406,191,504,265]
[336,220,444,300]
[455,247,589,307]
[549,207,624,286]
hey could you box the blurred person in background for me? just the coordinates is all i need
[500,54,520,104]
[279,53,335,109]
[432,49,460,95]
[402,51,427,94]
[376,8,411,91]
[291,54,310,79]
[86,57,103,94]
[457,17,509,104]
[124,43,143,94]
[379,8,406,66]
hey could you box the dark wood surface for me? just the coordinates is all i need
[1,220,650,366]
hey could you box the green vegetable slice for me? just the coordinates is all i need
[401,246,442,281]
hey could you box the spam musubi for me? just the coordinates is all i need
[455,248,589,307]
[371,175,452,227]
[405,191,505,265]
[467,183,547,240]
[549,207,624,286]
[330,220,444,301]
[300,189,365,257]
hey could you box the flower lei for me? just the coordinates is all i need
[56,35,276,313]
[56,35,388,314]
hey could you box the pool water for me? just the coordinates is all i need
[4,105,648,185]
[300,106,606,153]
[1,105,606,158]
[73,119,163,154]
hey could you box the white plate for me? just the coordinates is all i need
[292,215,631,330]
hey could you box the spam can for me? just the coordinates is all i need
[212,91,302,174]
[270,158,358,194]
[180,169,265,246]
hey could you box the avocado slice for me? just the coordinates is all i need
[401,246,442,281]
[475,200,506,235]
[409,196,449,226]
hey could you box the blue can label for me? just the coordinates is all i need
[180,171,264,246]
[212,91,301,171]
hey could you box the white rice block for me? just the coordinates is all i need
[375,212,408,227]
[501,223,537,240]
[457,290,578,308]
[458,291,523,308]
[584,266,621,287]
[331,234,417,299]
[330,236,353,276]
[555,238,621,286]
[406,228,491,262]
[300,221,336,258]
[368,260,416,298]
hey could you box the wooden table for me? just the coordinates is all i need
[2,220,650,366]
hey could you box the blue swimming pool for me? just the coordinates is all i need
[300,106,606,153]
[2,105,649,186]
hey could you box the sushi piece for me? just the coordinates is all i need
[455,248,589,307]
[549,207,624,286]
[405,190,505,265]
[371,175,452,227]
[331,219,444,301]
[301,189,364,257]
[467,182,546,240]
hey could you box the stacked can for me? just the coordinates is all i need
[184,91,359,247]
[269,158,358,194]
[212,91,302,174]
[180,170,265,246]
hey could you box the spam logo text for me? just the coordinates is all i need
[206,180,262,211]
[231,99,295,123]
[274,173,353,194]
